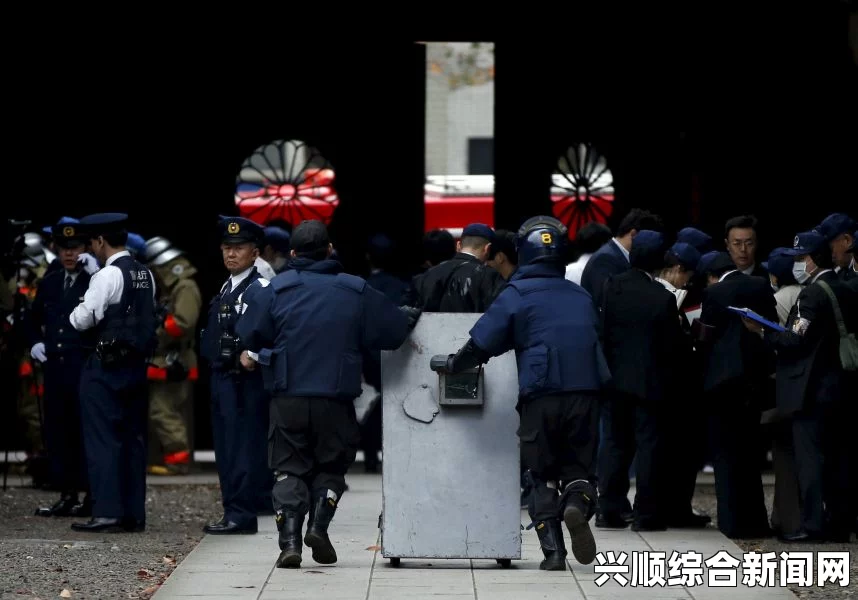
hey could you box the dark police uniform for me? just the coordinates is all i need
[760,231,858,541]
[697,252,776,539]
[69,213,156,533]
[29,220,95,517]
[816,213,857,283]
[598,231,685,531]
[236,219,413,569]
[408,223,504,312]
[200,217,271,534]
[432,216,606,570]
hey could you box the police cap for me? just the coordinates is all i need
[697,251,733,276]
[462,223,496,243]
[785,230,826,257]
[816,213,857,242]
[291,219,330,255]
[676,227,713,253]
[263,226,291,253]
[126,232,146,257]
[219,216,264,245]
[79,213,128,238]
[51,217,86,248]
[666,242,701,271]
[763,247,797,284]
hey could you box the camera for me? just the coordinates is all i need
[217,303,240,371]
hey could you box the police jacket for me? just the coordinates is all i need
[363,269,410,389]
[763,270,858,414]
[29,268,95,358]
[200,266,265,373]
[149,257,202,381]
[467,262,606,400]
[235,258,410,400]
[601,269,686,403]
[698,271,776,393]
[409,252,504,313]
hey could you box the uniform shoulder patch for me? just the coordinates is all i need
[334,273,366,293]
[171,264,184,276]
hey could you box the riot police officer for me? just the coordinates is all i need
[431,216,606,569]
[69,213,157,533]
[236,219,416,569]
[29,218,96,517]
[143,236,202,475]
[200,217,271,534]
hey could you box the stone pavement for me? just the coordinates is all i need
[154,474,798,599]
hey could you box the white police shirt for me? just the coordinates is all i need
[70,250,155,331]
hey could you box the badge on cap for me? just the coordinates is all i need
[228,222,240,235]
[63,226,76,237]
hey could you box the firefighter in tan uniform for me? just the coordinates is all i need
[144,237,202,475]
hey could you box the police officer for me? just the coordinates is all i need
[743,230,857,542]
[143,236,202,475]
[200,217,271,534]
[125,232,147,259]
[431,216,605,569]
[261,226,291,274]
[407,223,504,312]
[29,218,97,517]
[236,219,416,569]
[68,213,156,533]
[816,213,856,282]
[486,229,518,281]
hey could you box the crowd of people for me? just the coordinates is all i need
[0,207,855,572]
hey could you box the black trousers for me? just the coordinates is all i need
[597,391,663,523]
[269,396,360,515]
[518,393,599,521]
[79,359,148,522]
[662,393,706,518]
[707,382,769,538]
[793,399,853,538]
[43,354,88,495]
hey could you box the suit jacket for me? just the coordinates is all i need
[764,270,858,414]
[698,271,777,393]
[601,269,686,402]
[580,239,630,311]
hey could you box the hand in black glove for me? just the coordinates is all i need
[430,354,452,373]
[400,306,422,331]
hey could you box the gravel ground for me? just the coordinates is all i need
[0,484,223,600]
[692,486,857,599]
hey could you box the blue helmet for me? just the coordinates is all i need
[515,216,568,266]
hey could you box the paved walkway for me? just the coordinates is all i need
[154,474,797,599]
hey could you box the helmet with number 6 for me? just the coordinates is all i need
[516,216,568,266]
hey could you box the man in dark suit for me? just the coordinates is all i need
[407,223,504,313]
[580,209,664,311]
[598,231,685,531]
[724,215,768,279]
[743,230,857,542]
[695,251,776,538]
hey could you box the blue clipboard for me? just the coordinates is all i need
[727,306,786,332]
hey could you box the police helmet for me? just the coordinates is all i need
[515,216,568,266]
[15,232,49,268]
[144,236,184,266]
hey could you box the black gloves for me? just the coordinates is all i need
[400,306,422,331]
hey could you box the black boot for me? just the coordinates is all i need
[535,519,567,571]
[304,493,338,565]
[560,480,598,565]
[275,511,304,569]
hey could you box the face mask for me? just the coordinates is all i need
[792,261,811,284]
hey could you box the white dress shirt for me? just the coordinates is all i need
[565,253,592,285]
[611,238,630,263]
[70,251,155,331]
[63,270,80,289]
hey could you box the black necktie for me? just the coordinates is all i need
[224,279,233,295]
[64,274,73,291]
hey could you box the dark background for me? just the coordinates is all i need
[2,10,856,450]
